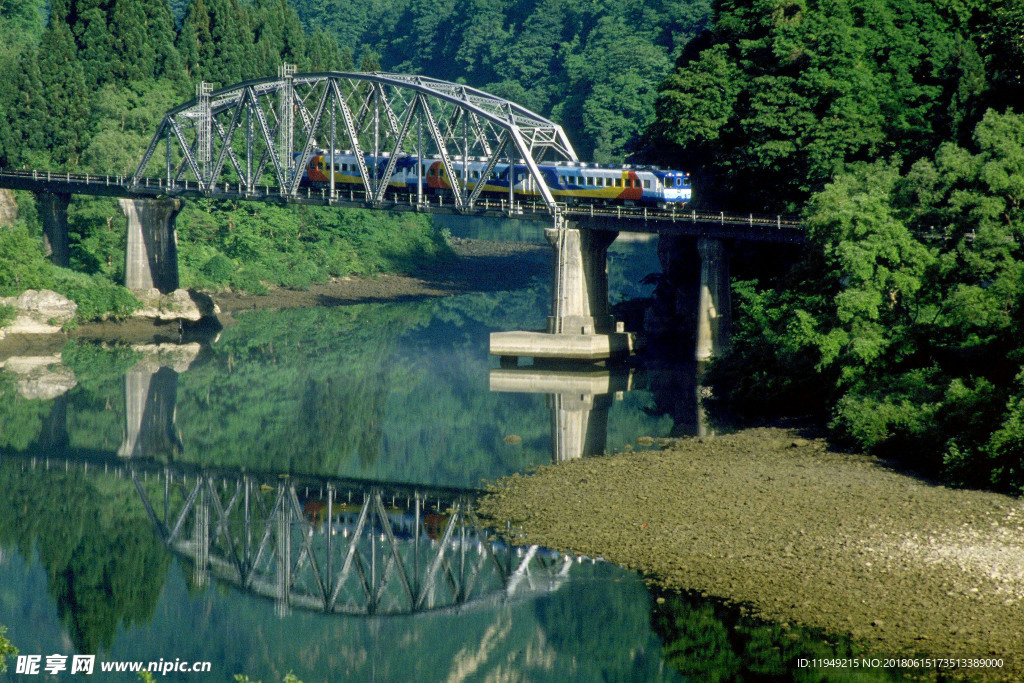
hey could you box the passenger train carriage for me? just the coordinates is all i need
[302,151,691,208]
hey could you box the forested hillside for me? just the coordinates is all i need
[287,0,710,162]
[0,0,447,318]
[647,0,1024,491]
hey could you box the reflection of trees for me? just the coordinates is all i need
[650,589,890,682]
[0,375,50,450]
[298,373,388,469]
[536,579,676,681]
[0,462,170,653]
[172,300,554,485]
[631,361,703,437]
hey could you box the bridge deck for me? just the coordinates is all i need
[0,168,804,242]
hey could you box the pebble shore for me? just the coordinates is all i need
[478,428,1024,681]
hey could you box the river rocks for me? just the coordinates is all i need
[0,354,77,399]
[0,290,78,335]
[132,288,220,322]
[129,342,202,373]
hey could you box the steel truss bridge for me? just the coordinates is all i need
[7,454,577,617]
[0,68,804,240]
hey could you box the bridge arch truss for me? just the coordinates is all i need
[133,67,578,213]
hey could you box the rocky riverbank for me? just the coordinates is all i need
[1,239,551,344]
[210,237,549,315]
[478,428,1024,681]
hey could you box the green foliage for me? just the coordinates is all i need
[0,625,17,673]
[82,79,185,176]
[0,222,51,293]
[177,201,451,293]
[711,112,1024,492]
[648,0,1007,211]
[0,303,14,327]
[291,0,710,162]
[0,463,172,654]
[652,589,896,681]
[0,222,139,321]
[49,270,141,321]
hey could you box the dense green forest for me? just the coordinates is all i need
[647,0,1024,491]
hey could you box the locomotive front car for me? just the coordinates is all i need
[651,170,691,208]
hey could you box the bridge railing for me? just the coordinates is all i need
[0,167,806,235]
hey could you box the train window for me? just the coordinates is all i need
[614,178,622,187]
[643,180,651,189]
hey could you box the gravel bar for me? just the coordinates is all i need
[478,427,1024,681]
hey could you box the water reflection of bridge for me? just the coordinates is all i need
[10,455,576,617]
[490,363,709,461]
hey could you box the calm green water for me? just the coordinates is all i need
[0,235,908,682]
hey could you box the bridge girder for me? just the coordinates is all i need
[133,70,579,214]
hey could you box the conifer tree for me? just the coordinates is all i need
[250,0,307,75]
[306,29,344,72]
[38,18,90,166]
[110,0,156,81]
[176,0,213,82]
[74,4,116,90]
[2,45,46,167]
[203,0,255,85]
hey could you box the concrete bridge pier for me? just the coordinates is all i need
[696,237,731,361]
[118,366,183,459]
[37,191,71,266]
[118,198,182,293]
[545,225,617,335]
[491,221,633,362]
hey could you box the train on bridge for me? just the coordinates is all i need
[301,151,691,208]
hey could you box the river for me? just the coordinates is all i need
[0,228,931,681]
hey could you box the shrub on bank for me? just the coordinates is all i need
[175,201,453,293]
[0,222,140,322]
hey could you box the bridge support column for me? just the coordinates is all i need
[546,225,616,335]
[37,192,71,267]
[490,221,633,363]
[696,237,731,361]
[118,198,182,294]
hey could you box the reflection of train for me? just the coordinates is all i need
[300,496,567,560]
[301,151,691,208]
